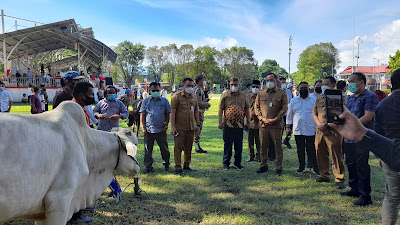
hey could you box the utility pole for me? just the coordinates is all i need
[288,36,292,82]
[2,9,7,77]
[355,37,363,72]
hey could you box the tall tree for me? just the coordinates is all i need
[389,50,400,74]
[146,46,166,82]
[161,44,180,88]
[293,42,340,84]
[177,44,194,78]
[220,46,257,81]
[113,41,146,86]
[258,59,288,78]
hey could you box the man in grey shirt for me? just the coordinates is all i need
[140,82,171,173]
[94,85,129,131]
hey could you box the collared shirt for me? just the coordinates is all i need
[0,90,13,112]
[285,88,293,102]
[254,87,288,129]
[346,90,379,129]
[94,99,129,131]
[219,91,249,128]
[374,90,387,102]
[140,96,171,133]
[171,91,198,131]
[195,85,210,111]
[247,93,259,129]
[286,96,316,136]
[72,98,90,126]
[374,91,400,139]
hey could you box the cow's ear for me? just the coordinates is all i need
[125,130,132,136]
[125,142,137,157]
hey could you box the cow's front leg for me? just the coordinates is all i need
[41,191,74,225]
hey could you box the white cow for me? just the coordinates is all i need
[0,101,140,225]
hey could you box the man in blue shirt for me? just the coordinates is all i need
[94,85,129,131]
[374,68,400,224]
[140,82,171,173]
[341,72,379,206]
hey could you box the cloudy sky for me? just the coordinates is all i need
[2,0,400,72]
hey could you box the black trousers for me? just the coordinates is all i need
[294,135,318,173]
[144,131,170,169]
[223,127,243,166]
[343,142,371,197]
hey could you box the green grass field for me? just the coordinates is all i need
[6,97,385,225]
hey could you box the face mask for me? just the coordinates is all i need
[230,86,239,92]
[251,87,259,94]
[0,87,4,92]
[84,95,95,105]
[185,87,194,94]
[151,91,160,98]
[315,87,322,94]
[348,83,358,94]
[203,81,207,86]
[321,85,329,94]
[300,89,309,99]
[266,81,275,89]
[107,94,116,101]
[367,85,376,92]
[281,83,287,89]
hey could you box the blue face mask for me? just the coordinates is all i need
[348,83,358,94]
[0,87,4,92]
[151,91,160,98]
[107,94,116,101]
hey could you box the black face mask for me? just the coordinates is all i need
[315,87,322,94]
[300,89,309,99]
[84,95,95,105]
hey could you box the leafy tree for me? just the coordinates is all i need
[389,50,400,74]
[219,46,257,82]
[258,59,288,79]
[161,44,180,88]
[146,46,166,82]
[176,44,194,78]
[0,62,3,76]
[113,41,146,86]
[191,46,227,85]
[294,42,340,84]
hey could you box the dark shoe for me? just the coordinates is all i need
[313,170,319,175]
[164,164,170,172]
[283,139,292,149]
[257,166,268,174]
[258,159,262,162]
[268,158,275,161]
[196,149,208,153]
[223,165,230,170]
[340,190,361,197]
[275,170,283,176]
[246,158,254,162]
[296,169,305,174]
[183,167,197,171]
[175,169,185,176]
[73,215,93,223]
[354,196,372,206]
[233,163,244,170]
[335,182,346,189]
[144,168,153,174]
[315,177,330,183]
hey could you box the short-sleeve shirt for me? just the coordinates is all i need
[247,93,259,129]
[30,94,43,114]
[93,99,129,131]
[53,90,73,109]
[170,91,198,131]
[140,96,171,133]
[346,90,379,129]
[0,90,13,112]
[219,91,249,128]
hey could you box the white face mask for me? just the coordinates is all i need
[321,85,329,94]
[230,86,239,92]
[251,87,259,94]
[266,81,275,89]
[281,83,287,89]
[203,80,207,86]
[185,87,194,94]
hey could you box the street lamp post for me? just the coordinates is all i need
[355,37,363,72]
[288,36,292,83]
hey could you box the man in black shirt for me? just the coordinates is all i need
[53,71,83,109]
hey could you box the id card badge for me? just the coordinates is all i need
[269,102,273,108]
[191,106,194,112]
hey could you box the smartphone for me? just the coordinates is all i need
[324,89,344,125]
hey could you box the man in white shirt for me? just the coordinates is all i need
[286,81,318,174]
[0,81,13,113]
